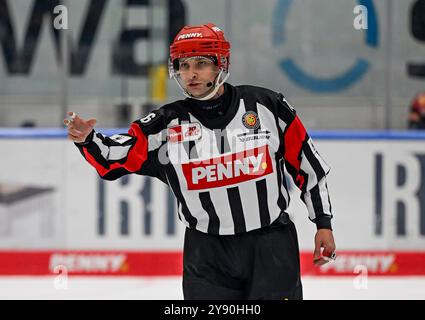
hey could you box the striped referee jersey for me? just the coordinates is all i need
[75,83,333,235]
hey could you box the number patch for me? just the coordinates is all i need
[140,112,157,124]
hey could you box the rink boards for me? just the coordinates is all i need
[0,129,424,276]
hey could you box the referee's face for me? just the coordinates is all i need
[178,57,219,98]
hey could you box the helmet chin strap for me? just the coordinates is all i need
[176,69,230,101]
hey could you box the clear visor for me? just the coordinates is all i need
[175,56,217,77]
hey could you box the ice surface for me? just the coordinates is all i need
[0,276,423,300]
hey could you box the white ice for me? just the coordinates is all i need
[0,276,423,300]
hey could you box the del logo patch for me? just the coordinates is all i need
[167,123,202,143]
[242,111,260,130]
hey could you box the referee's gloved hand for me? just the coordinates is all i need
[313,229,336,266]
[63,111,97,144]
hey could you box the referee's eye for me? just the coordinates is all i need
[180,62,190,71]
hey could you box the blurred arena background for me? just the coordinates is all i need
[0,0,424,299]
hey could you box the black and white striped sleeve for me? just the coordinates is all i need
[74,111,166,181]
[276,93,333,229]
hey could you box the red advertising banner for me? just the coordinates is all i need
[0,251,424,276]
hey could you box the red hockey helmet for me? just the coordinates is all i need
[169,23,231,75]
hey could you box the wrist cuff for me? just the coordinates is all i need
[314,215,332,230]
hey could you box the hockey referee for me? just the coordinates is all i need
[64,23,336,300]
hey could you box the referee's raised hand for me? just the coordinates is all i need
[63,111,97,143]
